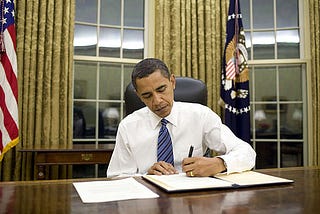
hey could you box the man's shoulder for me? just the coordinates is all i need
[174,101,220,120]
[174,101,209,111]
[121,107,149,124]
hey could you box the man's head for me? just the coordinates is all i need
[132,58,176,118]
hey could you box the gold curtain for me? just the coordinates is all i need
[309,0,320,165]
[0,0,75,181]
[154,0,228,113]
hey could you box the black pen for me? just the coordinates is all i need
[188,145,194,157]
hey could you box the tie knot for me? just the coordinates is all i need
[161,118,168,126]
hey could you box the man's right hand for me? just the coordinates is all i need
[147,161,178,175]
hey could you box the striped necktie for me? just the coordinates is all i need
[157,119,174,165]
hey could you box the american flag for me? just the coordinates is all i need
[220,0,250,143]
[0,0,19,161]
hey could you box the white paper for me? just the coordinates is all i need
[214,171,294,186]
[73,177,159,203]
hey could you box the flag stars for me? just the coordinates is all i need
[225,104,250,115]
[1,5,14,22]
[1,18,7,25]
[3,7,9,14]
[244,106,250,113]
[232,107,237,114]
[228,13,242,21]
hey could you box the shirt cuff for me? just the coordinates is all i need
[216,156,227,173]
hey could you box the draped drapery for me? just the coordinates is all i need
[309,0,320,165]
[0,0,75,181]
[154,0,228,113]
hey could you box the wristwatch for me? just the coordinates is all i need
[217,157,227,173]
[222,159,227,172]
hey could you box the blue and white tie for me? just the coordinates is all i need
[157,119,174,165]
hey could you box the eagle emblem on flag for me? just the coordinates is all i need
[223,27,249,100]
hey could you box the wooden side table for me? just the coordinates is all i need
[20,144,114,179]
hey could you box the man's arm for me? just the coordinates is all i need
[106,127,137,178]
[182,111,256,177]
[216,124,256,173]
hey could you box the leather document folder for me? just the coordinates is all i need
[142,171,294,192]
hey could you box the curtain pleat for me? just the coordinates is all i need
[309,0,320,165]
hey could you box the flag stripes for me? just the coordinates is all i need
[0,0,19,161]
[226,59,236,80]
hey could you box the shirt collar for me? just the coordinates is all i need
[149,101,178,129]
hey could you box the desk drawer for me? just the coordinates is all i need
[35,151,112,165]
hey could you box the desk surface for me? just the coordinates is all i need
[0,167,319,214]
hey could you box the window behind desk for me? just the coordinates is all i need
[243,0,307,168]
[72,0,147,178]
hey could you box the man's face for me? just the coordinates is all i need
[135,70,176,118]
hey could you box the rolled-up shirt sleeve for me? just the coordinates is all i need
[107,123,137,178]
[203,109,256,173]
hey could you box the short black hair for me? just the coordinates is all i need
[131,58,171,89]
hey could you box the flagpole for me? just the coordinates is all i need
[235,0,239,75]
[0,0,5,54]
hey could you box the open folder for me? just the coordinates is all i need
[142,171,294,192]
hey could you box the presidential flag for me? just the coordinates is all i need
[220,0,250,143]
[0,0,19,161]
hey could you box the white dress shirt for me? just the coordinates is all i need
[107,102,256,178]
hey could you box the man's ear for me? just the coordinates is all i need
[134,89,141,99]
[134,89,145,104]
[170,74,176,90]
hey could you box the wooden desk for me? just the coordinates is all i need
[20,144,114,179]
[0,167,319,213]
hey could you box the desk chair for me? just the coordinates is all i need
[124,76,207,115]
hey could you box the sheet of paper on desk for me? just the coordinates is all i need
[214,171,294,186]
[73,177,159,203]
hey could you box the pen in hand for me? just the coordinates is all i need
[188,145,194,157]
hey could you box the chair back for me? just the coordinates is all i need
[124,77,207,115]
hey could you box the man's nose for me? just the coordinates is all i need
[152,93,162,105]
